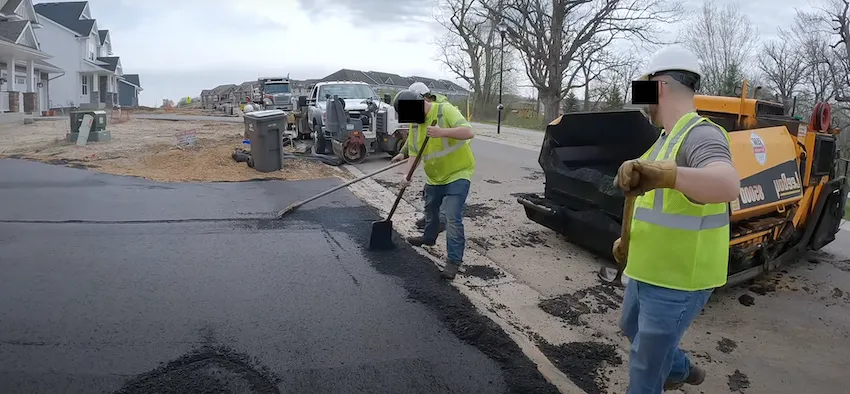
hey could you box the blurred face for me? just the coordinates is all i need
[646,76,670,126]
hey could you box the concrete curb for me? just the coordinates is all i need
[474,134,540,152]
[342,164,585,394]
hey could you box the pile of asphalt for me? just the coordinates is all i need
[288,205,560,393]
[114,345,281,394]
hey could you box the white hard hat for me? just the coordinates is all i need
[638,44,703,90]
[409,82,430,96]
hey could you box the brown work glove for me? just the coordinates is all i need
[612,237,627,264]
[614,159,678,196]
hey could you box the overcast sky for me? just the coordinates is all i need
[59,0,804,106]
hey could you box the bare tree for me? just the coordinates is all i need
[804,0,850,104]
[757,30,807,114]
[482,0,683,124]
[583,51,643,110]
[782,11,839,112]
[433,0,518,116]
[683,0,759,96]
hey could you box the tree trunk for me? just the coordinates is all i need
[541,92,561,126]
[472,95,491,120]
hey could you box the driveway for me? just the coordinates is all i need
[0,158,557,394]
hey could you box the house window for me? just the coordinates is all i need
[88,38,96,60]
[81,75,88,95]
[15,77,25,85]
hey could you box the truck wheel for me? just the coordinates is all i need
[313,120,327,154]
[393,135,406,156]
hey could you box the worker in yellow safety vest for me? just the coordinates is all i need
[393,82,450,232]
[612,44,741,393]
[389,85,476,279]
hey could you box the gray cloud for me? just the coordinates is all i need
[82,0,287,33]
[295,0,438,25]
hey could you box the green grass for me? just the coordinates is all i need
[845,204,849,221]
[474,114,546,131]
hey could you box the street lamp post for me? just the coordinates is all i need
[497,20,507,135]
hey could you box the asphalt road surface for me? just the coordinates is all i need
[0,158,558,394]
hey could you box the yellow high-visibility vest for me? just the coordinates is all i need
[625,112,732,291]
[408,103,475,185]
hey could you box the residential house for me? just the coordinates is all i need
[117,73,140,107]
[198,70,470,108]
[199,89,213,107]
[235,80,255,103]
[34,1,125,109]
[319,69,470,101]
[0,0,63,116]
[291,79,318,98]
[207,84,236,107]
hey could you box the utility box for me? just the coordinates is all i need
[67,110,110,142]
[244,109,287,172]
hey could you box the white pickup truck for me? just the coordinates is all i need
[306,80,404,154]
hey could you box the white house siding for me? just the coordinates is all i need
[36,17,85,108]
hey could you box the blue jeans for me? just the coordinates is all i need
[619,278,713,394]
[422,186,446,225]
[423,179,470,263]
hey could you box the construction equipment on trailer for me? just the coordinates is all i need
[517,80,848,287]
[301,80,409,162]
[322,94,408,164]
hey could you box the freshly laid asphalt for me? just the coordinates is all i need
[0,158,558,394]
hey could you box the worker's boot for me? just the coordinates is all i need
[440,261,460,279]
[415,216,446,233]
[406,236,436,247]
[663,365,706,390]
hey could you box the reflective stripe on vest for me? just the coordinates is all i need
[632,116,730,231]
[409,103,470,161]
[625,112,731,290]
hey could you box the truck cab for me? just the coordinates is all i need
[307,81,379,139]
[258,77,293,112]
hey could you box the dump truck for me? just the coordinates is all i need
[517,81,848,287]
[257,77,294,129]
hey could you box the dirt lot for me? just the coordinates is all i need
[132,106,235,118]
[0,118,343,182]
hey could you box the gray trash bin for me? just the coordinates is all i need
[243,109,287,172]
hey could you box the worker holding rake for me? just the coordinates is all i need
[390,83,476,279]
[392,82,449,233]
[612,45,740,393]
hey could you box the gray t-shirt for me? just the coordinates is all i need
[656,123,733,204]
[669,123,733,168]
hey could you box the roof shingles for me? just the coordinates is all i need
[34,2,95,36]
[96,56,119,72]
[0,20,28,43]
[122,74,140,87]
[0,0,23,16]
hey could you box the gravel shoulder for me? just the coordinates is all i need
[353,122,850,394]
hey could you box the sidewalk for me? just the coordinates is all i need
[471,122,544,149]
